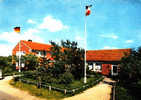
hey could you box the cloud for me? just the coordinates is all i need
[0,32,20,44]
[25,28,39,34]
[75,36,83,41]
[100,33,118,39]
[75,36,84,48]
[103,46,118,49]
[0,28,44,56]
[39,16,69,32]
[0,44,12,56]
[27,19,36,24]
[125,40,133,44]
[0,28,40,44]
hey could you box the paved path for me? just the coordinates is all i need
[0,91,20,100]
[0,76,115,100]
[63,77,115,100]
[0,76,45,100]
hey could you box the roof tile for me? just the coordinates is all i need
[86,49,131,61]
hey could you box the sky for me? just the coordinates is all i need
[0,0,141,56]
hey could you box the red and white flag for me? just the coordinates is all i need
[85,5,92,16]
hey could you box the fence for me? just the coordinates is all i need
[14,76,104,95]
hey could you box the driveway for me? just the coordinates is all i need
[0,76,114,100]
[63,77,115,100]
[0,76,45,100]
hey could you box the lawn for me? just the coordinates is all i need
[10,75,103,100]
[10,80,66,100]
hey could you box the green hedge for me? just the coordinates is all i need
[115,86,133,100]
[13,75,104,95]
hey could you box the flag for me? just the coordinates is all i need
[85,5,92,16]
[14,27,20,33]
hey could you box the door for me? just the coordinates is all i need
[111,65,118,76]
[102,64,111,75]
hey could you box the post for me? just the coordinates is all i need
[18,40,21,72]
[84,15,87,84]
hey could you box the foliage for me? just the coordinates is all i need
[59,72,74,85]
[115,86,133,100]
[13,75,103,96]
[10,80,66,100]
[0,56,16,75]
[118,47,141,100]
[49,40,84,80]
[22,54,39,70]
[119,47,141,86]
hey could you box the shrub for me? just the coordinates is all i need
[59,72,74,84]
[115,86,132,100]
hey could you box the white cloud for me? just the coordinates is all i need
[125,40,133,44]
[100,34,118,39]
[27,19,36,24]
[103,46,118,49]
[75,36,84,48]
[75,36,83,41]
[0,44,12,56]
[0,32,20,44]
[25,28,39,34]
[0,28,40,44]
[39,16,69,32]
[0,28,44,56]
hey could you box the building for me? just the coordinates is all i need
[12,40,131,76]
[86,49,131,76]
[12,40,52,58]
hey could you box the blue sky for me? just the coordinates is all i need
[0,0,141,56]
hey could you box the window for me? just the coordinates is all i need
[88,63,93,70]
[95,63,102,71]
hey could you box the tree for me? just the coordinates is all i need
[0,56,16,74]
[49,40,84,79]
[119,47,141,86]
[22,54,39,70]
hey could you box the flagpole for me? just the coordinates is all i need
[84,13,87,84]
[19,36,21,72]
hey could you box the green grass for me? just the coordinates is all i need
[21,75,102,90]
[10,74,103,99]
[10,80,67,100]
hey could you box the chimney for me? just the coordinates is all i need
[28,39,32,42]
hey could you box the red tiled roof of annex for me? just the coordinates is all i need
[86,48,131,61]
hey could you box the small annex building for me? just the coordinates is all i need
[86,49,131,76]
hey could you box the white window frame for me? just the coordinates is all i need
[93,63,102,72]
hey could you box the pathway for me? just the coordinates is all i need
[0,76,45,100]
[0,76,115,100]
[63,77,115,100]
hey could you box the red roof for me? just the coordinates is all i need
[86,48,131,61]
[21,40,52,51]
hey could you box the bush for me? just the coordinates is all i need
[115,86,133,100]
[59,72,74,84]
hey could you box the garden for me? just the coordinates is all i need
[1,40,103,99]
[115,47,141,100]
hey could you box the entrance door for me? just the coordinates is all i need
[111,65,118,76]
[102,64,111,75]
